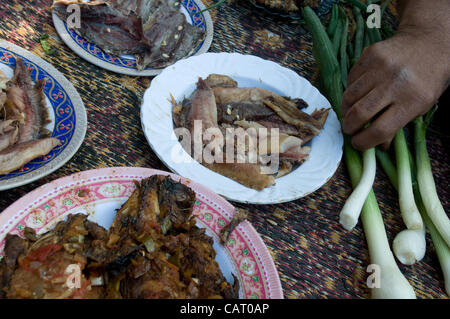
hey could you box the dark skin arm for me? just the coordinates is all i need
[342,0,450,151]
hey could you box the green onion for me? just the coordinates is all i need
[339,147,376,230]
[375,148,398,189]
[303,6,415,298]
[339,8,349,88]
[394,129,423,230]
[414,116,450,247]
[327,4,339,37]
[332,19,344,57]
[39,34,55,56]
[303,6,342,119]
[381,0,390,17]
[377,137,449,295]
[352,6,365,63]
[191,0,227,16]
[393,227,426,265]
[421,202,450,296]
[344,138,415,298]
[344,0,367,11]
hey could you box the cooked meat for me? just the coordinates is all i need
[204,74,238,88]
[0,137,59,175]
[262,97,321,134]
[0,72,8,91]
[279,145,310,162]
[6,248,91,299]
[0,59,56,175]
[107,176,236,299]
[120,250,190,298]
[52,0,206,70]
[213,86,322,134]
[23,227,38,242]
[179,226,238,298]
[84,220,108,241]
[0,177,238,299]
[0,125,19,152]
[0,120,18,135]
[220,208,249,244]
[204,162,275,190]
[156,176,196,232]
[256,0,299,12]
[217,101,275,124]
[172,74,330,190]
[187,79,218,134]
[0,235,29,298]
[276,159,295,178]
[6,59,50,143]
[0,92,6,107]
[212,86,278,105]
[256,118,304,138]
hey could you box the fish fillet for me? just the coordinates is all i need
[204,162,275,191]
[0,138,59,175]
[6,59,49,143]
[187,78,218,134]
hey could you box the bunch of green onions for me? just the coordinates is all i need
[303,0,449,298]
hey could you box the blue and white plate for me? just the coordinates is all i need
[0,40,87,191]
[52,0,214,77]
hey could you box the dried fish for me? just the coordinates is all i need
[52,0,206,70]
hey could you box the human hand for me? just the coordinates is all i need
[341,26,450,151]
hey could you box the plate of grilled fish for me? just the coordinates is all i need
[248,0,336,19]
[51,0,214,76]
[0,40,87,191]
[140,52,343,204]
[0,167,283,299]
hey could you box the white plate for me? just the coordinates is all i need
[140,52,343,204]
[0,167,283,299]
[0,40,87,191]
[52,0,214,76]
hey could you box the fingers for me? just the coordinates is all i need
[343,87,392,135]
[379,138,393,151]
[342,73,377,116]
[351,103,410,151]
[347,46,374,85]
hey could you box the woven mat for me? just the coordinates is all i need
[0,0,449,299]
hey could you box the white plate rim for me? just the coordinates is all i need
[52,0,214,77]
[0,40,87,191]
[0,167,284,299]
[140,52,344,204]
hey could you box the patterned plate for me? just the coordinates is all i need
[0,167,283,299]
[52,0,214,76]
[0,40,87,191]
[140,53,343,204]
[248,0,338,20]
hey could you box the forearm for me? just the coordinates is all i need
[397,0,450,85]
[397,0,450,31]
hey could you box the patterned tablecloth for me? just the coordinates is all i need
[0,0,448,299]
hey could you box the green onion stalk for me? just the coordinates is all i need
[303,6,415,299]
[393,130,418,231]
[414,116,450,248]
[376,140,450,296]
[391,128,426,265]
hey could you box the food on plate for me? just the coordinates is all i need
[0,59,59,175]
[219,208,248,244]
[52,0,206,70]
[172,74,330,190]
[254,0,300,12]
[0,175,239,299]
